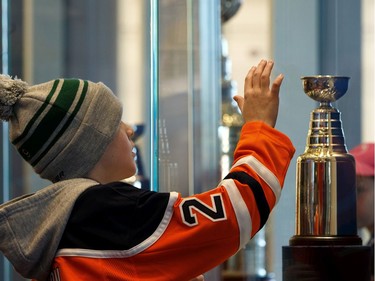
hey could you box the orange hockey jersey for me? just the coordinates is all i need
[47,122,295,281]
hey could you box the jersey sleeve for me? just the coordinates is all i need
[140,121,296,279]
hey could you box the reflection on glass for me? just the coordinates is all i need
[1,0,11,279]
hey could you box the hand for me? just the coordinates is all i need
[234,59,284,128]
[189,275,205,281]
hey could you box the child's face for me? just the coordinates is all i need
[91,121,137,183]
[107,122,137,180]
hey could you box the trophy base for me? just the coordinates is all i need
[289,235,362,246]
[282,244,371,281]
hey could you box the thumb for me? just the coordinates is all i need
[233,95,244,114]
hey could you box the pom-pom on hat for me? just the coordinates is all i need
[349,143,374,177]
[0,75,28,120]
[0,75,122,182]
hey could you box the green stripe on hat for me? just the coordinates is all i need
[12,79,60,145]
[31,80,89,166]
[18,79,80,162]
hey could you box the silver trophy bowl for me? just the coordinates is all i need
[301,76,350,103]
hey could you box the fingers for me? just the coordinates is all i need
[271,73,284,95]
[252,60,268,89]
[261,60,274,89]
[239,59,284,127]
[245,60,283,98]
[249,60,274,89]
[245,66,256,88]
[233,95,244,113]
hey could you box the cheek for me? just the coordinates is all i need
[122,140,136,168]
[123,158,137,178]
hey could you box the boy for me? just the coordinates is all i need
[0,59,295,280]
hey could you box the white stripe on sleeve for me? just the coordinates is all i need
[221,179,252,250]
[232,155,282,204]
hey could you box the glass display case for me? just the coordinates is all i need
[156,0,221,196]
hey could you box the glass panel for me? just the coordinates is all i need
[158,0,191,193]
[157,0,221,197]
[149,0,159,191]
[1,0,14,279]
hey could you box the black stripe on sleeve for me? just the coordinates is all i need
[224,171,270,229]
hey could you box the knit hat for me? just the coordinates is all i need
[0,75,123,182]
[349,143,374,176]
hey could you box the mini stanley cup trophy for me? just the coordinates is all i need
[294,76,359,244]
[282,76,371,281]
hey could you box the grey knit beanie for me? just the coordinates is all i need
[0,75,122,182]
